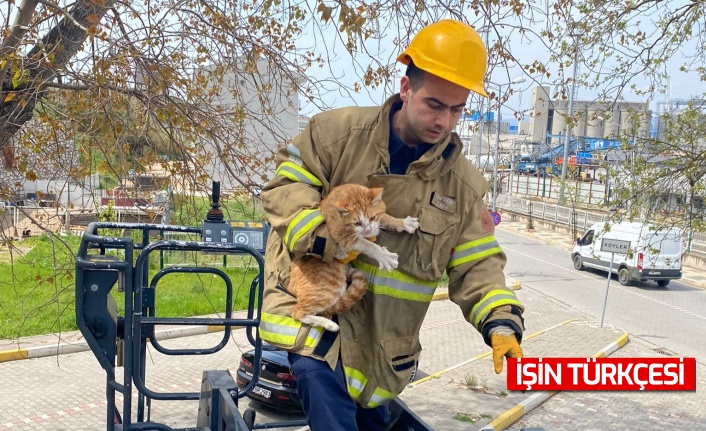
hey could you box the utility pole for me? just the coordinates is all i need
[558,48,579,204]
[489,77,526,212]
[492,98,502,212]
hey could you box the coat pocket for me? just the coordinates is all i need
[378,336,422,397]
[405,206,460,281]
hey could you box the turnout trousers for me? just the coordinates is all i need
[288,353,391,431]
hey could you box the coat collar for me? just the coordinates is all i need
[375,94,462,180]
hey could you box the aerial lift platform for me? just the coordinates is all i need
[75,181,433,431]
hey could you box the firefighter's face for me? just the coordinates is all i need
[398,73,469,146]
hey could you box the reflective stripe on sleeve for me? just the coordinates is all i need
[275,161,323,187]
[343,366,368,399]
[258,312,321,348]
[286,143,302,164]
[284,209,324,252]
[367,386,396,408]
[352,261,437,302]
[469,289,523,329]
[448,235,502,268]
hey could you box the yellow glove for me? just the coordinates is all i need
[491,332,523,374]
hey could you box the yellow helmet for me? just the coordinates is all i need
[397,19,488,97]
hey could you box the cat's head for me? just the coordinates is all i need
[321,184,386,245]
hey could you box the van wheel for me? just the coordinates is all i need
[618,268,631,286]
[573,255,584,270]
[656,280,670,288]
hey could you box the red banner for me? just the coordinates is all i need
[507,357,696,391]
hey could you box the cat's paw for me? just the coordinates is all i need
[322,321,340,332]
[300,315,340,332]
[377,247,398,270]
[402,216,420,233]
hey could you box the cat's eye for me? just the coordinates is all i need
[370,216,376,221]
[354,222,362,226]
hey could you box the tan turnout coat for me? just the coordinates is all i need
[259,95,524,408]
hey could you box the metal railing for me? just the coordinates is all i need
[496,195,706,255]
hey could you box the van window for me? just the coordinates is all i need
[581,230,594,245]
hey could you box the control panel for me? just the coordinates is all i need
[202,220,269,253]
[201,181,270,254]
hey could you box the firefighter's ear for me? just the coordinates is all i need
[399,76,411,102]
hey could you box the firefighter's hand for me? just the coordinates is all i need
[490,329,523,374]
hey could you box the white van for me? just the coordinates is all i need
[571,221,683,287]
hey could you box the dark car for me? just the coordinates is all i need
[236,343,302,412]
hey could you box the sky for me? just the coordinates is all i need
[296,3,705,120]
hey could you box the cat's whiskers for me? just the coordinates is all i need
[340,230,360,247]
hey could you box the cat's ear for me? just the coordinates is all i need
[335,206,349,216]
[369,188,384,203]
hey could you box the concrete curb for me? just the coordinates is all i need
[481,329,630,431]
[0,324,226,364]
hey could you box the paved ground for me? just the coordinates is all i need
[513,334,706,431]
[3,285,703,430]
[402,319,629,431]
[1,217,704,430]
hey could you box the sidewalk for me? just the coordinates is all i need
[0,277,696,429]
[495,213,706,289]
[399,319,629,431]
[2,218,703,430]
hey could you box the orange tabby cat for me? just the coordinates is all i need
[288,184,419,332]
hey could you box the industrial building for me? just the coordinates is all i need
[527,85,651,149]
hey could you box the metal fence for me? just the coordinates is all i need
[496,195,706,255]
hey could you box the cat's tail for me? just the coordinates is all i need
[329,268,369,316]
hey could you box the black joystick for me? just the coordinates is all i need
[205,181,225,223]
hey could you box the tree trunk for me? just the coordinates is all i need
[0,0,116,167]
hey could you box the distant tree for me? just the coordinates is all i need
[609,102,706,231]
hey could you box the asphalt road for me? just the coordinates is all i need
[496,228,706,363]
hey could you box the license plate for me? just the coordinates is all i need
[252,386,271,399]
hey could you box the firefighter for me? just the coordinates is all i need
[259,19,525,431]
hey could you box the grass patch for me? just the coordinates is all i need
[0,195,266,339]
[171,194,265,227]
[0,233,262,339]
[0,235,81,338]
[453,413,491,423]
[0,245,32,263]
[453,413,474,423]
[464,373,480,388]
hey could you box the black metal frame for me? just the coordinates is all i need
[75,221,307,430]
[75,220,433,431]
